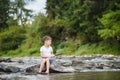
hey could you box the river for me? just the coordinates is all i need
[50,72,120,80]
[0,72,120,80]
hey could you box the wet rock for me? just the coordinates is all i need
[24,59,75,73]
[18,60,24,64]
[0,54,120,74]
[72,60,84,66]
[0,58,12,62]
[85,66,93,69]
[96,64,104,69]
[0,54,120,80]
[0,72,5,75]
[50,60,75,72]
[0,64,20,73]
[24,64,40,73]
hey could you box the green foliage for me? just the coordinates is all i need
[0,0,10,30]
[0,26,26,51]
[98,10,120,40]
[9,0,34,26]
[57,41,120,55]
[56,40,78,55]
[1,0,120,57]
[75,42,120,55]
[31,13,67,45]
[46,0,110,42]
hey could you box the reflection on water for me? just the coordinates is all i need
[50,72,120,80]
[0,72,120,80]
[40,75,50,80]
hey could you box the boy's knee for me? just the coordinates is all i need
[46,59,50,63]
[41,59,46,63]
[45,58,49,61]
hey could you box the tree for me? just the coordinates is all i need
[0,26,26,51]
[0,0,10,31]
[97,0,120,44]
[46,0,106,42]
[46,0,120,43]
[98,10,120,41]
[9,0,34,26]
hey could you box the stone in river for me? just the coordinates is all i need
[0,64,20,73]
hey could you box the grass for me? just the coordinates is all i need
[0,40,120,57]
[56,41,120,56]
[74,43,120,55]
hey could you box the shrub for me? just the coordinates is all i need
[0,26,26,51]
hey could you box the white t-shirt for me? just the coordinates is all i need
[40,46,53,57]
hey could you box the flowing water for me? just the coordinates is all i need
[50,72,120,80]
[0,72,120,80]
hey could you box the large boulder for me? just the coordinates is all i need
[0,64,20,73]
[24,58,120,73]
[0,54,120,74]
[50,59,75,72]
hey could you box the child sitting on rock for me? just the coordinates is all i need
[39,36,55,74]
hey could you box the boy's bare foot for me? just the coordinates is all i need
[38,71,42,73]
[45,71,49,74]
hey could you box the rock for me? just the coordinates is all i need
[0,72,5,75]
[0,54,120,74]
[18,60,24,64]
[72,60,84,65]
[24,64,40,73]
[96,64,104,69]
[0,58,12,62]
[50,60,75,72]
[0,64,20,73]
[24,59,75,73]
[23,55,120,73]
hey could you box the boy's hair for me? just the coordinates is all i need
[43,36,52,42]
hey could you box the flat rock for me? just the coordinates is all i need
[0,54,120,74]
[0,64,20,73]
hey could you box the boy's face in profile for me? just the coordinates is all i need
[45,39,52,46]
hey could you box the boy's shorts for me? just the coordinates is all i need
[49,58,54,64]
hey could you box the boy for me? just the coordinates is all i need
[39,36,54,74]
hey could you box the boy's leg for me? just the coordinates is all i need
[45,58,50,73]
[39,59,46,73]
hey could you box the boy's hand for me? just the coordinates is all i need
[51,54,55,57]
[41,54,54,58]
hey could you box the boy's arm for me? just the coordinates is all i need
[40,52,43,57]
[51,47,54,57]
[51,52,55,57]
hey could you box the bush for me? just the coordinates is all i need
[56,40,78,55]
[0,26,26,51]
[98,10,120,40]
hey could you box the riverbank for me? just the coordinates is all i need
[0,54,120,73]
[0,54,120,80]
